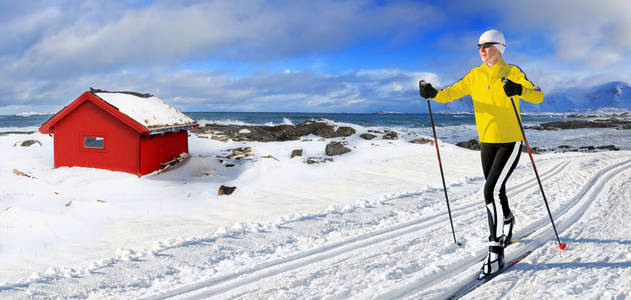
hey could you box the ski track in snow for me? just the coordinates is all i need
[407,155,631,299]
[140,160,572,300]
[458,157,631,300]
[1,152,630,299]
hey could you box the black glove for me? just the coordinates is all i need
[419,80,438,99]
[502,78,522,97]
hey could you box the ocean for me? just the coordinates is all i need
[186,112,566,128]
[2,112,629,150]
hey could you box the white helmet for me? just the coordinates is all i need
[479,30,506,55]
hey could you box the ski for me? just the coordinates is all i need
[504,237,520,247]
[446,226,539,299]
[448,250,533,300]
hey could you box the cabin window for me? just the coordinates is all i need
[83,136,105,149]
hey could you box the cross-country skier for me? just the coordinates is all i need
[419,30,544,276]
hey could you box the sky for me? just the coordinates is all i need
[1,0,631,114]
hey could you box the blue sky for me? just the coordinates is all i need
[1,0,630,114]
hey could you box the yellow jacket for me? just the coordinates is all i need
[433,58,543,143]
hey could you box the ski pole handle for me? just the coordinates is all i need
[419,80,426,98]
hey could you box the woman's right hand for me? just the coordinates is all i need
[419,80,438,99]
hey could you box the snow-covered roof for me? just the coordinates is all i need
[93,92,196,133]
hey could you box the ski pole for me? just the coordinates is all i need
[419,80,459,246]
[502,77,566,250]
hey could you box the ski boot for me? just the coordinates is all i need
[501,213,515,247]
[480,240,504,279]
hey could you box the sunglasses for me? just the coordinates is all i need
[478,42,503,49]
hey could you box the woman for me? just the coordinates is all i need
[419,29,543,276]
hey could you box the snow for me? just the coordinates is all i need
[197,119,249,126]
[564,107,631,118]
[0,120,630,299]
[94,92,196,130]
[14,112,53,117]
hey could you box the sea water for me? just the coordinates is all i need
[2,112,630,150]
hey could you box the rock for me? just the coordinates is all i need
[226,147,253,160]
[211,135,230,142]
[261,155,280,161]
[325,142,351,156]
[558,145,573,149]
[317,126,335,138]
[360,133,377,140]
[306,157,334,164]
[218,185,236,196]
[530,146,546,154]
[382,131,398,140]
[597,145,619,151]
[13,168,36,179]
[456,139,480,150]
[335,126,356,137]
[527,118,631,131]
[18,140,42,147]
[291,149,303,158]
[579,146,596,151]
[234,147,252,154]
[410,138,433,145]
[0,131,35,136]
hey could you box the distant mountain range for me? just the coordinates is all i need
[435,81,631,113]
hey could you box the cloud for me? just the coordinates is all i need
[423,1,631,93]
[488,0,631,68]
[0,7,62,55]
[0,68,438,114]
[3,1,631,115]
[4,0,440,78]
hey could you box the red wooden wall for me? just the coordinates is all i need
[139,131,188,175]
[52,101,140,174]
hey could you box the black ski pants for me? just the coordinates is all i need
[481,141,522,242]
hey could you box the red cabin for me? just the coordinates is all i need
[39,89,198,176]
